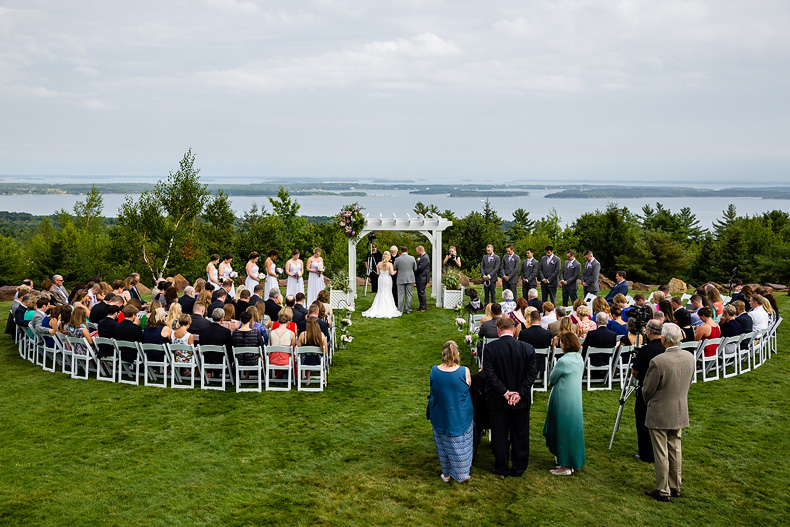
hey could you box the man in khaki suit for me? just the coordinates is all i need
[641,323,695,503]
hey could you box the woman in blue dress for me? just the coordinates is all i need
[543,332,586,476]
[428,341,474,483]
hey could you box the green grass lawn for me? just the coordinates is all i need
[0,289,788,526]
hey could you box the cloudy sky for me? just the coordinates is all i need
[1,0,788,183]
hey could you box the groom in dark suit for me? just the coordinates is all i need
[501,244,521,300]
[481,245,500,305]
[483,317,538,477]
[539,246,561,305]
[415,245,430,312]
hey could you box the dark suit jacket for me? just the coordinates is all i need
[481,254,500,280]
[539,255,561,287]
[501,253,521,284]
[582,326,618,366]
[178,295,196,315]
[521,257,539,288]
[292,304,308,324]
[249,294,264,307]
[198,322,233,364]
[604,280,629,304]
[415,253,431,285]
[296,316,330,342]
[189,314,211,333]
[114,320,143,362]
[528,298,544,312]
[482,335,537,410]
[14,304,30,327]
[96,317,117,357]
[129,286,143,304]
[234,300,251,319]
[89,301,110,323]
[264,299,281,321]
[631,338,666,385]
[736,312,753,333]
[478,317,501,339]
[518,324,552,350]
[207,300,226,318]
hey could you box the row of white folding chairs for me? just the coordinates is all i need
[13,328,328,393]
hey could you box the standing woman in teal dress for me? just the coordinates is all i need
[543,332,586,476]
[428,340,474,483]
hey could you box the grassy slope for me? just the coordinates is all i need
[0,289,787,526]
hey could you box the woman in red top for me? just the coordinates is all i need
[694,306,721,357]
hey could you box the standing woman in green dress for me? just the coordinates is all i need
[543,332,586,476]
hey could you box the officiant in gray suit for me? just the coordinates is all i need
[415,245,431,312]
[560,250,582,307]
[394,246,417,314]
[581,250,601,297]
[539,246,561,305]
[501,244,521,300]
[521,249,539,300]
[481,244,500,305]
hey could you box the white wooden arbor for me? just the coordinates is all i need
[348,214,453,307]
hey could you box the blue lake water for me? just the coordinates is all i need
[0,189,786,228]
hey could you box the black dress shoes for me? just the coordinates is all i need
[670,488,682,498]
[644,489,671,503]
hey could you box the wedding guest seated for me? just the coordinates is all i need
[285,294,296,309]
[673,308,696,342]
[519,310,552,372]
[296,303,330,342]
[71,289,91,313]
[569,298,586,325]
[686,295,704,326]
[719,304,742,340]
[96,305,121,358]
[748,294,770,330]
[87,283,103,306]
[731,301,753,334]
[547,306,566,337]
[297,317,327,381]
[14,294,31,328]
[272,306,297,333]
[63,306,93,355]
[221,304,240,332]
[189,303,211,333]
[265,288,283,321]
[292,293,308,323]
[246,305,268,343]
[268,312,296,378]
[727,279,744,305]
[755,288,779,321]
[249,284,265,306]
[739,285,754,311]
[164,303,182,330]
[500,290,517,315]
[510,298,529,333]
[606,305,628,336]
[198,308,234,367]
[582,313,617,366]
[143,308,172,361]
[527,288,543,311]
[195,290,212,312]
[617,318,639,350]
[316,290,333,326]
[193,278,206,294]
[541,302,557,329]
[164,286,179,309]
[115,305,144,361]
[657,300,675,324]
[232,312,265,375]
[178,286,197,315]
[208,289,227,316]
[653,311,665,323]
[153,280,169,304]
[694,306,721,357]
[480,303,494,323]
[235,289,252,320]
[591,296,611,321]
[553,317,576,353]
[575,305,596,339]
[89,293,114,323]
[478,303,502,339]
[13,281,32,302]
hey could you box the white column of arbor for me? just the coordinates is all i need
[347,214,453,307]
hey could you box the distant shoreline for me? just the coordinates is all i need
[0,182,788,199]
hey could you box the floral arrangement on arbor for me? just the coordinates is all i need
[337,305,355,349]
[336,203,366,242]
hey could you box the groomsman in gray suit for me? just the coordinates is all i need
[501,244,521,300]
[521,249,539,300]
[581,250,601,297]
[539,246,561,305]
[481,245,501,305]
[394,246,417,314]
[560,250,582,307]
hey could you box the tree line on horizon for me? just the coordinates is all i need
[0,150,788,289]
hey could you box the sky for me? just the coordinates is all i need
[1,0,789,183]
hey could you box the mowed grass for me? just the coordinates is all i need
[0,289,788,526]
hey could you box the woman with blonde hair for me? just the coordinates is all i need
[195,290,212,310]
[575,305,595,339]
[316,290,333,327]
[297,316,327,381]
[428,340,473,483]
[592,296,611,318]
[193,278,206,293]
[706,286,724,318]
[553,317,575,350]
[481,303,494,323]
[246,305,268,343]
[63,305,93,355]
[165,302,182,329]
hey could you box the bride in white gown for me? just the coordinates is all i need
[362,251,401,319]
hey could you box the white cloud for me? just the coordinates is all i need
[83,98,111,110]
[203,0,261,15]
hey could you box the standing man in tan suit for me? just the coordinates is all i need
[641,323,695,503]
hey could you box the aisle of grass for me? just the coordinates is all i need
[0,289,788,526]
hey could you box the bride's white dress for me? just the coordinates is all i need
[363,271,402,318]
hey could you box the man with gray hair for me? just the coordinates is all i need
[527,288,543,311]
[178,285,196,315]
[630,319,665,464]
[547,306,566,337]
[265,288,282,321]
[197,307,233,367]
[642,323,694,502]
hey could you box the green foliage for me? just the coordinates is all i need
[618,230,691,284]
[441,267,461,290]
[572,204,639,277]
[413,202,440,216]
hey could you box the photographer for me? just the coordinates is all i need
[443,246,461,268]
[630,319,665,463]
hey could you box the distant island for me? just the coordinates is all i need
[545,186,790,200]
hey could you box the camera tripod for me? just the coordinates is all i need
[608,331,645,450]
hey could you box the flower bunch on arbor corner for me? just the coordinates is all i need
[336,203,366,242]
[337,305,355,348]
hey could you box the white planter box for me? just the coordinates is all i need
[329,289,353,309]
[442,286,464,309]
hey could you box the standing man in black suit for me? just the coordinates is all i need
[501,244,521,301]
[560,250,581,307]
[415,245,431,312]
[630,319,665,463]
[581,250,601,298]
[178,286,197,315]
[481,244,501,305]
[521,249,539,301]
[539,246,561,305]
[483,317,538,477]
[366,242,382,293]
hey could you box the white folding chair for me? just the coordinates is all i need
[233,346,263,393]
[750,329,768,369]
[736,331,754,374]
[32,333,46,367]
[92,336,119,382]
[479,337,498,369]
[768,316,782,356]
[698,337,723,382]
[169,343,199,389]
[197,345,232,391]
[719,336,741,378]
[615,345,634,388]
[64,335,97,380]
[16,324,27,358]
[296,346,325,392]
[41,333,60,373]
[583,346,617,391]
[679,341,702,383]
[52,333,73,375]
[680,293,692,304]
[264,345,293,391]
[469,314,484,334]
[140,343,171,388]
[115,340,144,385]
[531,347,553,392]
